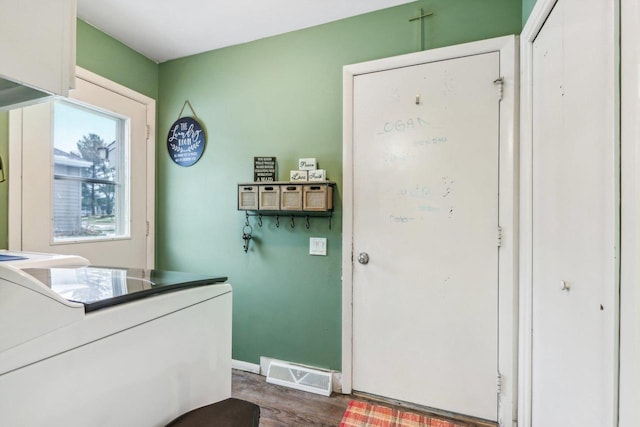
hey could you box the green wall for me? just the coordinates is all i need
[157,0,521,370]
[522,0,538,25]
[0,0,523,370]
[76,20,159,100]
[0,20,158,249]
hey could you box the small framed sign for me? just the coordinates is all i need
[167,116,206,167]
[290,170,308,182]
[254,156,276,182]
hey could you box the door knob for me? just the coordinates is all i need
[357,252,369,265]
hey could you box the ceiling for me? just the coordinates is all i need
[77,0,416,63]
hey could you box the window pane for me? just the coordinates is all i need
[53,100,129,242]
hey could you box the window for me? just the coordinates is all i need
[52,100,130,242]
[10,67,155,267]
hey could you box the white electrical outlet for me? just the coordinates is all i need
[309,237,327,256]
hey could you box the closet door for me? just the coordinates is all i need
[620,0,640,425]
[525,0,618,426]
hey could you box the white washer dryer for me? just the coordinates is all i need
[0,251,232,426]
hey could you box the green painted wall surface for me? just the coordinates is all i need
[158,0,521,370]
[0,20,158,249]
[76,20,159,100]
[522,0,537,25]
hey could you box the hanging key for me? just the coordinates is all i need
[242,224,253,253]
[242,233,252,253]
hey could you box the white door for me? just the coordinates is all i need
[11,71,154,268]
[526,0,618,425]
[620,0,640,425]
[351,52,501,421]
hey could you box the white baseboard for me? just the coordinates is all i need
[259,356,343,393]
[332,371,343,394]
[232,359,261,374]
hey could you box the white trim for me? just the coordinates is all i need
[342,35,519,425]
[8,110,23,250]
[74,67,156,269]
[517,2,554,424]
[8,66,156,269]
[341,62,355,396]
[231,359,261,374]
[620,0,640,425]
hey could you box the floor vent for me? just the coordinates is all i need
[266,361,332,396]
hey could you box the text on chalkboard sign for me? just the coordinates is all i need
[254,157,277,181]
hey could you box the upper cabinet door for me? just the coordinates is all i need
[0,0,76,97]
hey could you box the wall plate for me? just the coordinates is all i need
[309,237,327,256]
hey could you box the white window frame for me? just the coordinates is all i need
[8,66,156,268]
[52,98,130,243]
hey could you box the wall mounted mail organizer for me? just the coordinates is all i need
[238,181,335,252]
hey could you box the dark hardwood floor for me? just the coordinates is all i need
[232,369,351,426]
[231,369,495,427]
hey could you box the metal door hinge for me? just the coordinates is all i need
[146,220,150,237]
[146,124,151,141]
[497,226,503,247]
[493,77,504,101]
[497,371,503,394]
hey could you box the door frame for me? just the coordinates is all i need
[342,35,518,425]
[518,5,554,425]
[621,1,640,425]
[519,1,620,426]
[7,66,156,269]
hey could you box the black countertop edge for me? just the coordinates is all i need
[81,277,228,313]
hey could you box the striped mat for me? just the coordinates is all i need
[339,400,467,427]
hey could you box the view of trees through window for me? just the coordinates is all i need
[76,134,116,216]
[53,101,127,241]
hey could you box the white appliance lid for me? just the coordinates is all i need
[23,266,227,312]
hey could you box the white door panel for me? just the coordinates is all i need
[352,52,500,421]
[525,0,618,425]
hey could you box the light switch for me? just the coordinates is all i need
[309,237,327,256]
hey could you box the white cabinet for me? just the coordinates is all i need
[0,0,76,108]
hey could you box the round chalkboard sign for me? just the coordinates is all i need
[166,116,206,167]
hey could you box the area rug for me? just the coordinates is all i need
[340,400,467,427]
